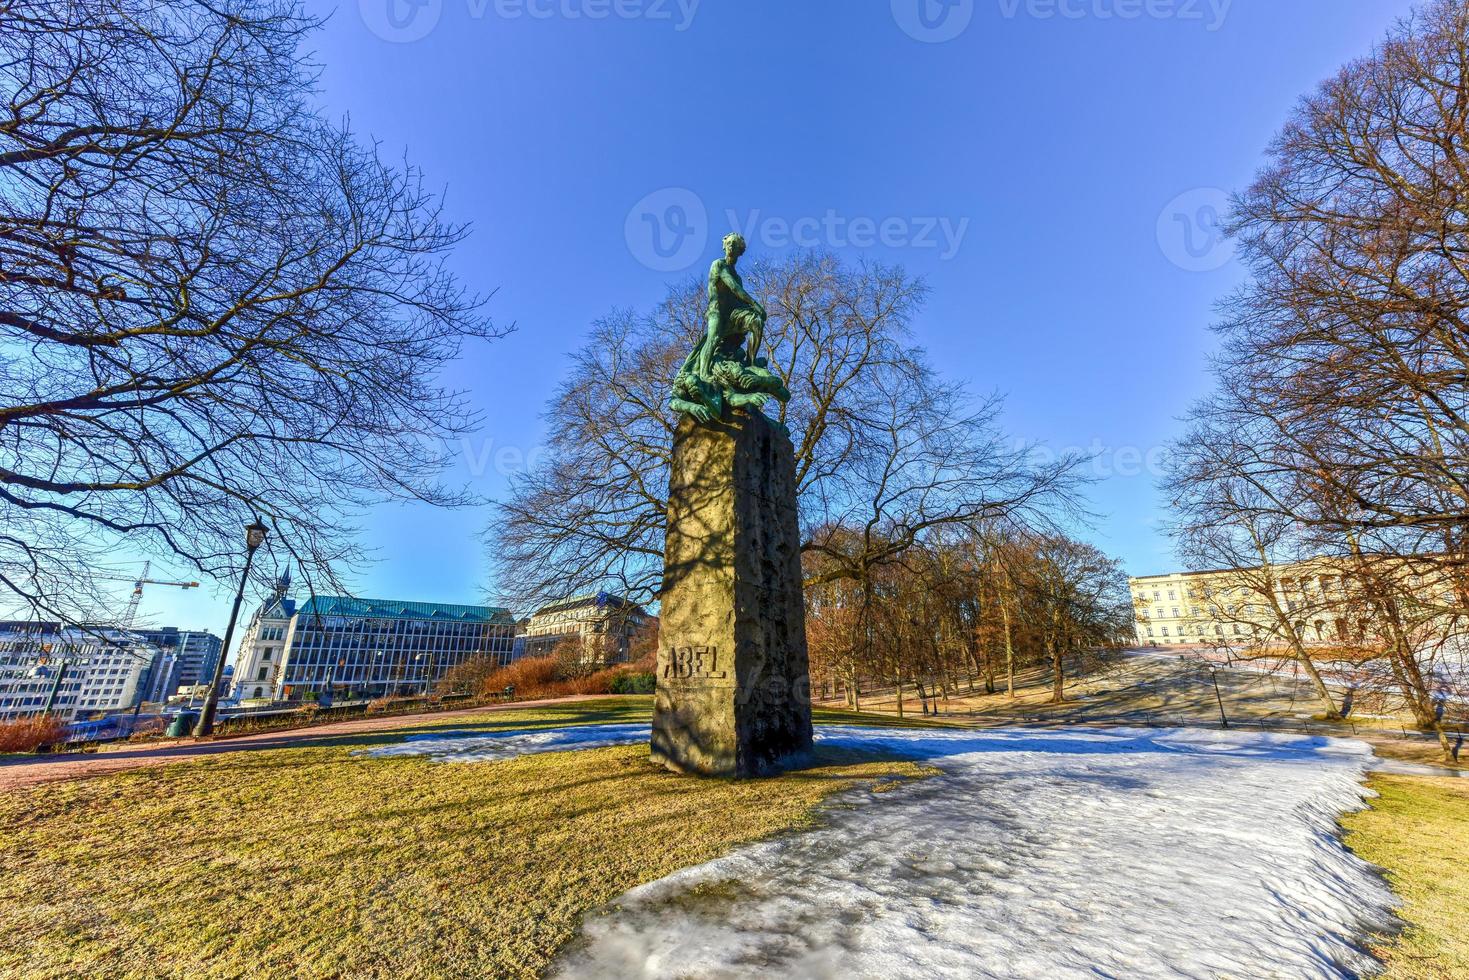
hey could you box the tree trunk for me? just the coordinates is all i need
[1048,633,1066,704]
[1002,600,1016,698]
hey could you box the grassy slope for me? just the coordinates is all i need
[0,697,931,979]
[1341,775,1469,980]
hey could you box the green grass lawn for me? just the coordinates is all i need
[1342,774,1469,979]
[0,697,932,979]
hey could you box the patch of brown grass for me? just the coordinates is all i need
[0,698,932,979]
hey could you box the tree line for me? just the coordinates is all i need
[805,527,1132,713]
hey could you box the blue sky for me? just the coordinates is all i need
[131,0,1416,639]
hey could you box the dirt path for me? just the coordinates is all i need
[0,694,603,793]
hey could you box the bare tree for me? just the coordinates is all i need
[1163,417,1344,718]
[1221,0,1469,558]
[1165,0,1469,757]
[0,1,501,622]
[490,252,1082,609]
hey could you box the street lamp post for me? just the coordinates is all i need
[193,520,268,737]
[37,660,72,716]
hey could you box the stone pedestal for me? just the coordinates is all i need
[651,411,813,777]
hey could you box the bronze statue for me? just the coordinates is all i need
[670,233,791,426]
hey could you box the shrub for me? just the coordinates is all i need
[609,672,657,695]
[474,655,657,701]
[0,715,67,753]
[477,655,562,699]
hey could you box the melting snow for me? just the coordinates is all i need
[366,721,1398,978]
[361,722,649,762]
[556,726,1396,979]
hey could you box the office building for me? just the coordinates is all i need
[135,627,224,702]
[1129,557,1461,647]
[232,580,516,701]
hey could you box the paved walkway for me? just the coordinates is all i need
[0,694,601,793]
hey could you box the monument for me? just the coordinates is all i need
[650,233,814,777]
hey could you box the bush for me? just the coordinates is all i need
[0,715,67,753]
[609,672,656,695]
[478,655,562,699]
[474,655,657,701]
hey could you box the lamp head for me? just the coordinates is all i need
[245,520,269,551]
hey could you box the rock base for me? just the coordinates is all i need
[651,411,814,777]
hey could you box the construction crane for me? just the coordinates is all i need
[96,561,200,629]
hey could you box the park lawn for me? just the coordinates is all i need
[0,697,933,979]
[1342,774,1469,979]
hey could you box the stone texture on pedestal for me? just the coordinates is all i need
[651,411,813,777]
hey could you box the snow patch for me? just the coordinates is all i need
[362,721,1399,977]
[553,725,1397,979]
[361,722,648,762]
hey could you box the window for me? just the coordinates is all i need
[262,648,272,662]
[253,687,264,698]
[256,666,268,681]
[1161,627,1170,636]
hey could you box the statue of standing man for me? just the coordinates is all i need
[670,234,792,426]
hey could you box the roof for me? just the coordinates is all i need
[532,592,645,617]
[256,596,297,621]
[297,596,514,625]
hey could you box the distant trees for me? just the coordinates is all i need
[0,1,500,623]
[804,528,1132,712]
[492,253,1084,609]
[1164,0,1469,757]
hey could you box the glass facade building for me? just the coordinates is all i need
[237,595,517,701]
